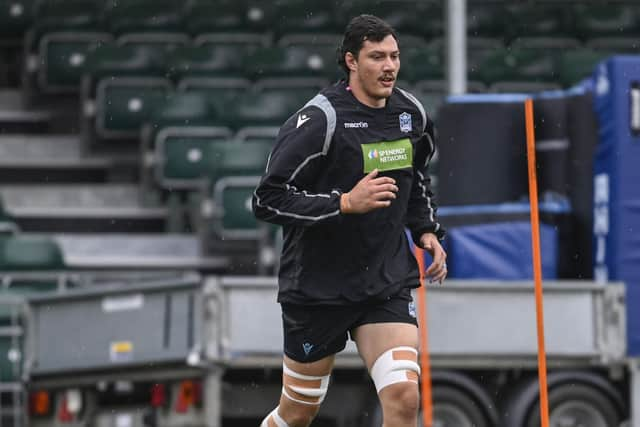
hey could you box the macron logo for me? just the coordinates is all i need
[296,114,311,128]
[344,121,369,129]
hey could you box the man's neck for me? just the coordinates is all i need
[347,79,386,108]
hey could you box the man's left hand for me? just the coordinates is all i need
[419,233,447,284]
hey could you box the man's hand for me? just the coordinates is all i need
[420,232,447,284]
[340,169,399,214]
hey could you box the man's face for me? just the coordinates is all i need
[349,34,400,104]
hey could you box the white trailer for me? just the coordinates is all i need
[19,274,636,427]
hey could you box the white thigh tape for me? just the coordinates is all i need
[370,346,421,393]
[282,362,331,405]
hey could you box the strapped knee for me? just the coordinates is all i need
[370,346,420,393]
[281,362,331,406]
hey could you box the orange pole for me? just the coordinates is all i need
[415,246,433,427]
[525,98,550,427]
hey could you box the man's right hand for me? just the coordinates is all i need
[340,169,399,214]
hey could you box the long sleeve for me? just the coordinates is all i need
[252,103,343,227]
[405,116,446,244]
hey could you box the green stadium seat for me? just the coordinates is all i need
[208,141,272,184]
[95,77,172,140]
[476,45,558,85]
[245,45,338,80]
[556,48,612,88]
[222,85,317,129]
[506,3,573,40]
[234,126,279,144]
[178,77,251,117]
[466,37,503,82]
[33,32,112,93]
[0,0,34,40]
[340,0,441,38]
[586,37,640,54]
[105,0,185,35]
[572,3,640,38]
[274,0,340,36]
[467,1,510,38]
[80,44,173,144]
[156,138,270,191]
[184,0,273,35]
[0,236,65,271]
[154,127,234,190]
[400,44,444,82]
[167,44,254,80]
[211,176,264,239]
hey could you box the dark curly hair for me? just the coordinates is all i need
[337,14,399,78]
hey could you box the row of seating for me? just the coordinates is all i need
[4,0,640,41]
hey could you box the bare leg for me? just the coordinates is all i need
[353,322,420,427]
[261,354,335,427]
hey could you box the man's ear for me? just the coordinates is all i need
[345,52,357,72]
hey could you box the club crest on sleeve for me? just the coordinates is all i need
[399,112,412,133]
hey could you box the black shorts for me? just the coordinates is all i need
[281,288,418,363]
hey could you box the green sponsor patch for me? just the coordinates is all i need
[362,138,413,173]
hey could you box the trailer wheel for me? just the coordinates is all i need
[365,385,488,427]
[430,385,488,427]
[525,383,621,427]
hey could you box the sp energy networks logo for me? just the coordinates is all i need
[362,138,412,173]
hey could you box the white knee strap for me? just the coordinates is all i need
[260,406,289,427]
[281,362,330,406]
[370,346,421,393]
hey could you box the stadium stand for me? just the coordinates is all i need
[0,0,639,278]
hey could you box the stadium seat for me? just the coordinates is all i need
[467,1,510,38]
[167,41,259,80]
[400,44,444,82]
[105,0,185,35]
[340,0,441,38]
[234,126,280,144]
[221,85,318,129]
[476,45,558,85]
[245,45,338,80]
[153,127,234,191]
[466,37,503,82]
[140,91,225,191]
[274,0,340,36]
[178,77,251,117]
[572,3,640,38]
[506,3,573,40]
[79,44,173,146]
[0,0,34,41]
[21,0,108,96]
[184,0,274,35]
[211,176,264,240]
[0,236,65,271]
[556,48,612,88]
[156,138,270,191]
[586,37,639,54]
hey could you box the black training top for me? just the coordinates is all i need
[253,80,444,305]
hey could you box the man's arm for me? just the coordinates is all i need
[252,105,344,227]
[406,117,448,283]
[405,117,445,244]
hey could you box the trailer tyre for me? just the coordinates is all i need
[365,384,488,427]
[431,385,488,427]
[525,383,621,427]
